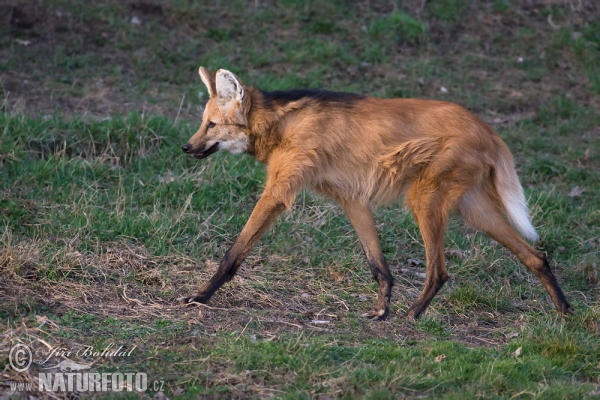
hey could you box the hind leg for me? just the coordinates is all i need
[459,191,571,315]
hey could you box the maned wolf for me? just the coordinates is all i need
[180,67,570,320]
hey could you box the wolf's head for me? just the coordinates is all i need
[182,67,251,158]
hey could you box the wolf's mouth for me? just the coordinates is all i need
[193,142,220,159]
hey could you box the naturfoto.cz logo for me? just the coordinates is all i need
[7,344,164,393]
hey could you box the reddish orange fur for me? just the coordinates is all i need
[181,68,571,320]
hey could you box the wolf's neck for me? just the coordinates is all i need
[246,87,300,163]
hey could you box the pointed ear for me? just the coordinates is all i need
[198,66,216,97]
[216,69,244,108]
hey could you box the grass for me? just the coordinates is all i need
[1,0,599,398]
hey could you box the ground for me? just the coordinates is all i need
[0,0,599,398]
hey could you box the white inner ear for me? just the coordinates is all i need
[216,70,243,107]
[199,68,215,97]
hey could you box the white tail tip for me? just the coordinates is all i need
[504,201,539,242]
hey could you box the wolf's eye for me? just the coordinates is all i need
[207,121,216,129]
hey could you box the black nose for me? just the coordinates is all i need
[182,143,192,153]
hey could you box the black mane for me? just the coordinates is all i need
[260,89,365,108]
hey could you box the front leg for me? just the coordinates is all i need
[339,199,394,320]
[182,150,305,306]
[182,193,286,305]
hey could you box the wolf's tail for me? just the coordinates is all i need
[494,155,539,241]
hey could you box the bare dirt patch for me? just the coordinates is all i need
[1,238,535,349]
[1,0,598,119]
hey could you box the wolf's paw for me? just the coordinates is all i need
[404,306,424,322]
[361,308,389,320]
[178,293,211,305]
[559,303,573,316]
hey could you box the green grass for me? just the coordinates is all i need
[0,109,598,398]
[1,0,599,398]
